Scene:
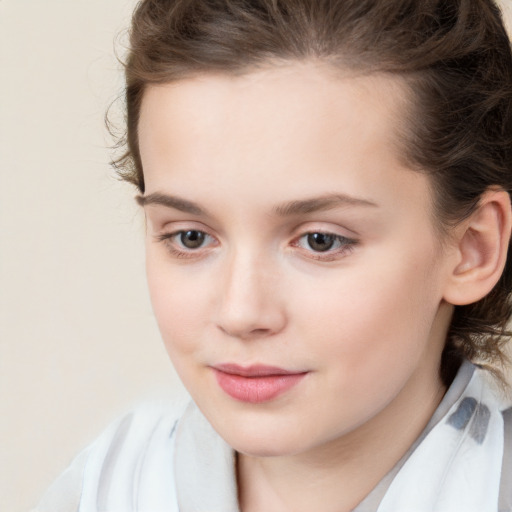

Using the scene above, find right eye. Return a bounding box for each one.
[175,230,208,249]
[157,229,217,258]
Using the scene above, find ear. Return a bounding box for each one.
[442,189,512,306]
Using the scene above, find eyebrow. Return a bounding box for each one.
[272,194,378,216]
[136,192,378,217]
[136,192,208,216]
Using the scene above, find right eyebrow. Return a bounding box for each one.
[136,193,208,216]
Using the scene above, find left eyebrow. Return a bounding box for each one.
[273,194,378,216]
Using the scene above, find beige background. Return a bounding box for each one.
[1,1,511,511]
[0,2,186,511]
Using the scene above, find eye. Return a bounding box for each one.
[305,232,336,252]
[294,231,357,259]
[178,230,207,249]
[156,229,217,258]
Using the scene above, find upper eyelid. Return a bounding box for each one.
[154,222,216,238]
[150,214,358,235]
[296,232,355,241]
[296,229,354,238]
[292,229,358,243]
[290,220,360,238]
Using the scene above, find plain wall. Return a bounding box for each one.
[1,2,186,511]
[1,1,511,511]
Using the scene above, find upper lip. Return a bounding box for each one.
[212,363,306,377]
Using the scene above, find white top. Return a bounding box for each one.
[35,361,512,512]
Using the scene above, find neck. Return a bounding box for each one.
[237,366,446,512]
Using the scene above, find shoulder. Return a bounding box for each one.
[34,399,189,512]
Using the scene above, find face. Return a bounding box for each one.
[138,63,455,458]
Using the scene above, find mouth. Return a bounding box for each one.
[211,363,308,403]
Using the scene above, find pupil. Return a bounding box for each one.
[308,233,334,252]
[180,230,205,249]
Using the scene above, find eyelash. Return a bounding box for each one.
[156,230,358,261]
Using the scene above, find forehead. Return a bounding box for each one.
[138,62,411,165]
[137,62,432,223]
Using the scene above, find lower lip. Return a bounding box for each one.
[213,369,307,403]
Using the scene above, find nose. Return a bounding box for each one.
[215,249,287,340]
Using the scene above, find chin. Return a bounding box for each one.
[217,419,315,458]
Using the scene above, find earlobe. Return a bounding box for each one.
[443,190,512,306]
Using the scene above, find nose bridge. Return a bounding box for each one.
[216,244,285,338]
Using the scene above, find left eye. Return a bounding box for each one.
[296,232,353,253]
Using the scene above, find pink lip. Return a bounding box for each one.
[212,364,308,403]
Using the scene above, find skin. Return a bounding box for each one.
[137,63,463,511]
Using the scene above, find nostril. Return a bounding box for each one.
[217,324,274,340]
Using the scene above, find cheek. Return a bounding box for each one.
[145,251,211,358]
[290,245,443,381]
[287,267,442,430]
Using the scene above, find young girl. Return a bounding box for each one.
[37,0,512,511]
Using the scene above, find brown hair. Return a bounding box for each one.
[114,0,512,385]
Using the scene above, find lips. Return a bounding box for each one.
[212,363,308,403]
